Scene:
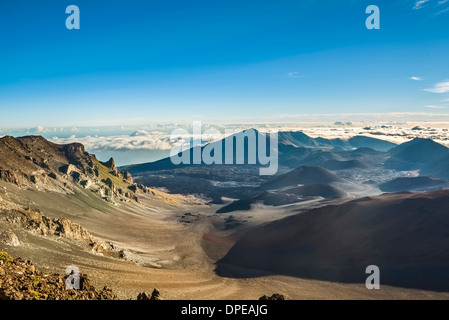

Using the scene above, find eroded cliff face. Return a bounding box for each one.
[0,135,152,203]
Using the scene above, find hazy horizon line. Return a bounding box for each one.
[2,112,449,130]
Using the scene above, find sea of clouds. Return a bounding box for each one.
[2,121,449,165]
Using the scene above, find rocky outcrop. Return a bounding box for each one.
[0,206,126,259]
[80,179,91,188]
[1,207,94,242]
[137,183,155,195]
[89,242,126,259]
[122,171,133,184]
[0,170,21,186]
[259,293,285,300]
[0,252,116,300]
[58,164,76,175]
[48,172,57,180]
[0,170,49,188]
[101,158,118,176]
[137,288,162,300]
[60,143,93,169]
[0,136,140,203]
[102,177,114,190]
[0,231,20,247]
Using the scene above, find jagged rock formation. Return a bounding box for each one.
[0,252,116,300]
[136,288,162,300]
[101,157,118,176]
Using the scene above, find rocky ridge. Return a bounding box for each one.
[0,135,153,204]
[0,200,127,259]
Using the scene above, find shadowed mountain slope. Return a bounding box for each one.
[379,177,449,192]
[217,190,449,291]
[385,138,449,171]
[261,166,344,190]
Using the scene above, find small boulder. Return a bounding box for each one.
[80,179,91,189]
[48,172,57,180]
[137,288,162,300]
[122,171,133,184]
[1,231,21,247]
[151,288,161,300]
[59,164,76,175]
[259,293,285,300]
[137,291,151,300]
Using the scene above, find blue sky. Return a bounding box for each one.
[1,0,449,127]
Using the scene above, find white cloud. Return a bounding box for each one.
[288,72,304,78]
[52,133,175,151]
[414,0,430,9]
[438,0,449,4]
[425,105,447,109]
[442,98,449,102]
[409,76,422,81]
[49,130,225,152]
[28,126,46,133]
[424,81,449,93]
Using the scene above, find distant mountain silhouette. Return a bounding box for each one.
[348,136,396,151]
[385,138,449,170]
[277,131,321,148]
[121,132,449,201]
[122,131,398,175]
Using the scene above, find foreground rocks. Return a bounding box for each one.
[0,252,116,300]
[137,288,162,300]
[259,293,285,300]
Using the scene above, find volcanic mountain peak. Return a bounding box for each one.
[348,136,396,151]
[278,131,320,148]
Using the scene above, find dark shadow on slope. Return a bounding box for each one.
[216,190,449,292]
